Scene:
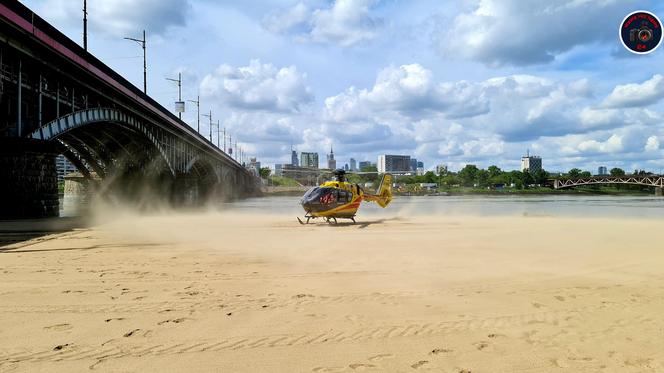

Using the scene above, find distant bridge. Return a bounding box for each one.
[0,2,259,218]
[554,175,664,195]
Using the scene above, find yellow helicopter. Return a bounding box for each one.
[298,169,393,225]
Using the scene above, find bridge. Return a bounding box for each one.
[553,175,664,195]
[0,2,259,218]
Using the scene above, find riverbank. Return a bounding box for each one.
[1,211,663,372]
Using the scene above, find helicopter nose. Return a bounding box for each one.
[301,201,313,211]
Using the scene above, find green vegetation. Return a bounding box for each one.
[58,181,65,194]
[259,167,271,179]
[267,176,301,187]
[344,165,653,196]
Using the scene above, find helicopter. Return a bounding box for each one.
[298,169,393,225]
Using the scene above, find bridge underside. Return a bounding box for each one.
[0,107,258,219]
[0,5,259,219]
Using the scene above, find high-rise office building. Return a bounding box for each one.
[300,152,319,168]
[377,155,411,173]
[598,166,608,176]
[350,158,357,171]
[410,158,418,171]
[291,148,298,166]
[358,161,371,170]
[521,152,542,173]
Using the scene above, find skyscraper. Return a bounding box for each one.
[410,158,418,171]
[291,147,298,166]
[350,158,357,171]
[300,152,319,168]
[598,166,608,176]
[358,161,371,170]
[327,145,336,170]
[377,155,411,173]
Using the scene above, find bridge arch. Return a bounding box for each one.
[28,108,176,177]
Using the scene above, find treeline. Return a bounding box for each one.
[354,165,651,190]
[396,165,549,189]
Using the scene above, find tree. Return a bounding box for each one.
[360,165,377,172]
[259,167,271,179]
[487,165,502,179]
[476,169,490,187]
[533,169,549,185]
[567,168,582,179]
[580,171,592,178]
[610,167,625,176]
[458,164,479,187]
[439,173,459,187]
[423,171,437,184]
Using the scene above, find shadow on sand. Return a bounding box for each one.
[319,217,404,229]
[0,217,90,250]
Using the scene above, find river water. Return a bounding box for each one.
[226,195,664,219]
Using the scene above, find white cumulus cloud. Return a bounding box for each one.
[263,0,382,46]
[601,74,664,109]
[200,59,314,113]
[38,0,191,37]
[439,0,640,66]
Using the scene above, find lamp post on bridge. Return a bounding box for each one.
[83,0,88,50]
[124,30,147,94]
[187,96,200,134]
[165,73,183,120]
[215,120,221,149]
[201,110,213,143]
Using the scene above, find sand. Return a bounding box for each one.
[1,211,664,372]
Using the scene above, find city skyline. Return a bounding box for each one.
[21,0,664,172]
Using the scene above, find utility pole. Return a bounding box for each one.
[83,0,88,50]
[222,127,226,153]
[216,120,221,148]
[166,72,182,119]
[124,30,147,94]
[201,110,212,142]
[187,96,200,133]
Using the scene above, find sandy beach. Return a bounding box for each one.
[1,211,664,372]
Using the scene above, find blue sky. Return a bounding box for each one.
[20,0,664,172]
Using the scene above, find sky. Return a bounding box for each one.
[19,0,664,172]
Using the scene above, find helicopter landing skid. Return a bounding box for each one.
[297,216,311,225]
[297,215,356,225]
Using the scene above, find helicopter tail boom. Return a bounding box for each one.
[364,173,393,208]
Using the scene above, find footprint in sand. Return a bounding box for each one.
[531,302,545,309]
[487,333,506,339]
[410,361,429,369]
[348,363,376,370]
[53,343,71,351]
[123,329,140,337]
[368,354,394,362]
[44,323,72,331]
[430,348,453,355]
[105,318,125,323]
[473,341,489,351]
[554,295,566,302]
[158,318,187,325]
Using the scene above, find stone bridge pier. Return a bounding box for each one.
[0,139,60,219]
[656,187,663,197]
